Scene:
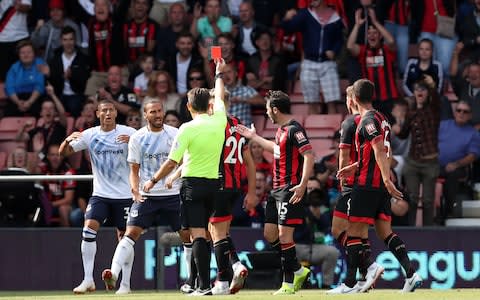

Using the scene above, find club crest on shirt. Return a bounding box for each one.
[365,123,377,135]
[295,131,307,143]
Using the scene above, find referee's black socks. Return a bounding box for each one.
[192,237,211,290]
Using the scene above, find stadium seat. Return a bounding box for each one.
[309,139,333,155]
[68,151,83,169]
[0,116,36,141]
[304,114,342,138]
[0,151,6,170]
[291,103,309,115]
[290,94,304,104]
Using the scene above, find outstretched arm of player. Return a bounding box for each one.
[129,163,145,202]
[371,140,403,200]
[236,124,276,153]
[143,159,178,193]
[59,132,82,157]
[243,147,257,210]
[289,150,315,204]
[165,164,183,189]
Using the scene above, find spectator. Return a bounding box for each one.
[155,2,190,69]
[150,0,187,26]
[282,0,344,114]
[390,98,410,186]
[438,101,480,220]
[191,0,233,45]
[82,0,130,97]
[249,140,272,189]
[74,99,97,131]
[47,26,91,117]
[223,63,264,126]
[40,143,76,227]
[0,0,31,81]
[450,55,480,130]
[165,31,203,94]
[403,39,443,97]
[252,0,281,27]
[393,77,440,226]
[145,70,181,113]
[457,0,480,61]
[125,108,142,130]
[16,95,67,159]
[294,187,340,289]
[123,0,157,78]
[232,169,266,228]
[246,29,287,96]
[410,0,457,76]
[5,40,47,117]
[347,8,398,122]
[94,65,140,125]
[31,0,82,62]
[7,146,39,174]
[178,67,208,122]
[233,1,268,58]
[164,110,182,128]
[133,53,156,100]
[381,0,410,75]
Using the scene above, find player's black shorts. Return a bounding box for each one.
[264,186,305,227]
[349,186,392,225]
[333,192,351,220]
[127,195,181,231]
[180,177,219,229]
[85,196,133,231]
[209,189,241,223]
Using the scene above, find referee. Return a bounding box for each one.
[143,58,228,296]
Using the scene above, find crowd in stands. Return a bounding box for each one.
[0,0,479,234]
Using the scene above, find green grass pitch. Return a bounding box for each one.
[1,289,480,300]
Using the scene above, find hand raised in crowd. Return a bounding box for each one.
[284,9,297,21]
[198,41,209,59]
[46,84,55,97]
[423,74,435,89]
[193,2,203,19]
[368,7,378,24]
[355,9,366,26]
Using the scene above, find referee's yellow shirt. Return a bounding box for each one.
[168,95,227,179]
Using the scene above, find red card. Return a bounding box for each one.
[211,46,222,59]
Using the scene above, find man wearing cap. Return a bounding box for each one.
[31,0,81,62]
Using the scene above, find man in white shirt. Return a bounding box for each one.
[59,100,136,294]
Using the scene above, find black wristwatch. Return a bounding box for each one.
[150,176,158,184]
[215,72,224,80]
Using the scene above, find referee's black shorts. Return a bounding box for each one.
[180,177,219,229]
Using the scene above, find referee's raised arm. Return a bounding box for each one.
[213,58,227,114]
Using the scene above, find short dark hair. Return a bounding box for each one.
[187,88,211,113]
[217,32,235,44]
[419,38,434,49]
[16,40,34,54]
[266,90,290,114]
[61,25,76,37]
[97,99,116,110]
[165,109,180,119]
[394,97,409,108]
[176,30,194,42]
[352,79,375,104]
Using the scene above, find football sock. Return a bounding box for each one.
[183,242,193,278]
[111,236,135,279]
[119,236,135,288]
[360,238,373,279]
[345,237,363,288]
[81,227,97,282]
[192,238,211,290]
[226,235,240,266]
[280,242,300,284]
[214,238,232,281]
[385,233,414,278]
[270,238,281,254]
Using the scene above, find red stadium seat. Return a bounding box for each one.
[304,114,342,138]
[0,141,26,155]
[68,151,83,169]
[290,94,304,104]
[261,115,305,139]
[0,117,36,141]
[309,139,333,159]
[291,103,309,116]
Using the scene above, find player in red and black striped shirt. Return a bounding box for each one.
[332,79,421,294]
[237,90,314,295]
[210,112,256,294]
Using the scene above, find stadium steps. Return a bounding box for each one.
[445,218,480,227]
